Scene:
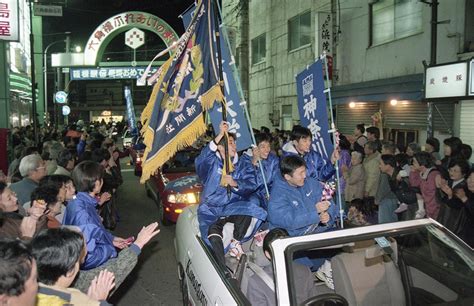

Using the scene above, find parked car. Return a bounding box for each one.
[145,149,202,225]
[175,208,474,306]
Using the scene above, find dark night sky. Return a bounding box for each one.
[42,0,196,59]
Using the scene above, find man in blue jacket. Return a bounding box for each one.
[268,155,338,237]
[282,125,337,182]
[196,122,267,267]
[240,133,280,210]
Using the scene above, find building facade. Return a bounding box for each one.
[222,0,474,149]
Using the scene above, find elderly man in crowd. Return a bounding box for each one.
[10,154,47,206]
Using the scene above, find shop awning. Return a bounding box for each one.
[331,74,424,105]
[9,71,38,100]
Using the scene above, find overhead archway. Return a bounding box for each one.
[83,11,179,66]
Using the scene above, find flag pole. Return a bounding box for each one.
[213,0,232,197]
[320,51,344,229]
[216,1,270,199]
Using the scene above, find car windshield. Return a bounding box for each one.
[162,150,199,173]
[284,224,474,305]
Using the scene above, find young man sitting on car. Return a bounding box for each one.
[196,121,267,268]
[268,155,338,237]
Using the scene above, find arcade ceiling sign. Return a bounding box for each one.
[83,11,179,66]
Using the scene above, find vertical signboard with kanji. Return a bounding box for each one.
[296,59,333,160]
[0,0,18,41]
[315,12,333,80]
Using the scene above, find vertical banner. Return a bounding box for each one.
[124,86,138,136]
[0,0,19,41]
[181,5,252,151]
[296,59,333,160]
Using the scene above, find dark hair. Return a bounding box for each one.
[460,144,472,161]
[443,137,463,157]
[366,126,380,139]
[356,124,365,134]
[13,145,25,159]
[347,198,377,219]
[217,133,236,146]
[30,185,59,208]
[426,137,440,153]
[338,134,351,151]
[381,154,397,168]
[448,158,471,178]
[414,152,434,168]
[395,153,410,168]
[31,228,84,285]
[254,133,272,145]
[72,161,104,192]
[280,155,306,177]
[260,126,270,134]
[364,141,379,153]
[91,148,111,164]
[290,125,312,141]
[0,239,34,297]
[39,175,71,190]
[382,141,397,155]
[0,182,6,196]
[263,228,288,257]
[56,149,73,168]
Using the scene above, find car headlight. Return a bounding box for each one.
[167,192,198,204]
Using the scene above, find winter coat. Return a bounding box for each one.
[268,174,338,236]
[282,142,335,182]
[344,164,365,202]
[196,142,267,244]
[409,168,442,219]
[63,192,116,270]
[363,152,381,197]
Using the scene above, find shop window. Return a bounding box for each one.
[388,129,418,150]
[369,0,422,46]
[251,34,266,65]
[288,11,311,51]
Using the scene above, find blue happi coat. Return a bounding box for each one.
[240,149,280,210]
[63,192,116,270]
[268,174,338,237]
[196,142,267,244]
[282,142,335,182]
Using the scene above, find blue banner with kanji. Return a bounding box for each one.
[296,59,333,160]
[139,0,225,183]
[124,86,138,136]
[182,4,252,152]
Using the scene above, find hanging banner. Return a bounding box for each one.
[0,0,19,41]
[124,86,138,136]
[181,5,252,151]
[296,59,333,160]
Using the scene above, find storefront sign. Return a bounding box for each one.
[83,11,179,66]
[70,66,159,81]
[469,59,474,96]
[34,4,63,17]
[0,0,19,41]
[425,62,468,99]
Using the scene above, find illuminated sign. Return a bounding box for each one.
[0,0,19,41]
[425,62,468,99]
[70,66,159,81]
[83,11,179,66]
[34,4,62,17]
[470,59,474,96]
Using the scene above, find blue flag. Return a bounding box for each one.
[182,4,252,152]
[140,0,225,183]
[124,86,138,136]
[296,59,333,160]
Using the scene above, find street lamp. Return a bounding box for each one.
[43,38,68,125]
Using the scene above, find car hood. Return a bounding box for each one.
[164,174,202,193]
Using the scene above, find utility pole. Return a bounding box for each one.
[28,0,38,144]
[425,0,439,138]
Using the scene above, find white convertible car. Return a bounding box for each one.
[175,205,474,306]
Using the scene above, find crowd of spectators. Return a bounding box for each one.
[0,120,159,305]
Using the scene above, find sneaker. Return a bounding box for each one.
[254,230,269,247]
[394,203,408,214]
[314,260,334,290]
[229,239,244,260]
[415,209,426,219]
